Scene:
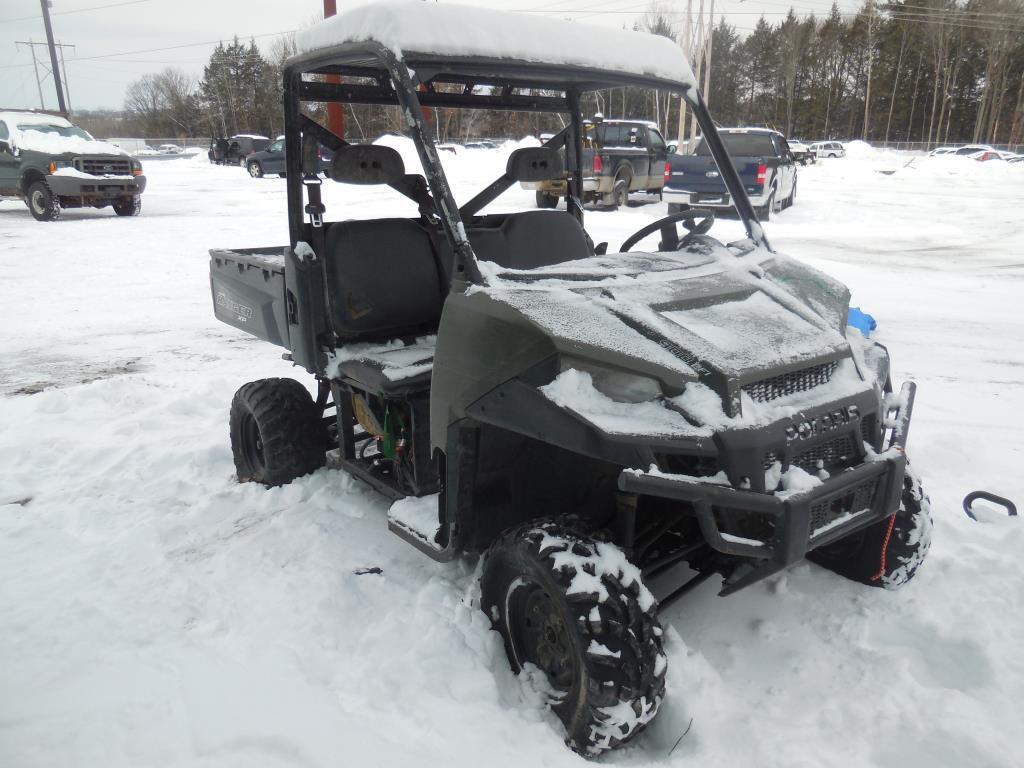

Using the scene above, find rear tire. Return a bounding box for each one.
[229,378,327,486]
[535,190,558,209]
[27,180,61,222]
[112,196,142,216]
[481,519,666,756]
[808,467,932,589]
[248,161,264,178]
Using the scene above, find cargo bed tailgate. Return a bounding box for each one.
[210,247,289,348]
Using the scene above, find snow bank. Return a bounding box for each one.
[297,0,697,88]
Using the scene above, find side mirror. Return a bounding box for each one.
[0,140,10,155]
[329,145,405,185]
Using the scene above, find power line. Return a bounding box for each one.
[0,0,152,24]
[67,29,299,62]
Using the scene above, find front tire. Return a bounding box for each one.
[247,161,264,178]
[808,467,932,588]
[112,196,142,216]
[229,378,327,486]
[481,520,666,756]
[27,180,61,221]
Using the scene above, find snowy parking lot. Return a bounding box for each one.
[2,143,1023,767]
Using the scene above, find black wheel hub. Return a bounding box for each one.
[508,582,575,692]
[241,413,266,475]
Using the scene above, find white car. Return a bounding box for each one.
[157,143,184,155]
[810,141,845,158]
[929,146,958,156]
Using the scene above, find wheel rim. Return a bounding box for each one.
[249,163,259,177]
[31,190,46,214]
[506,579,576,693]
[241,413,266,476]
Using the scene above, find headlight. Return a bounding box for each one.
[863,342,890,387]
[560,357,662,403]
[47,160,71,173]
[131,160,143,176]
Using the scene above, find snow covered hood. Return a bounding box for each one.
[472,240,852,385]
[1,111,128,157]
[296,0,697,89]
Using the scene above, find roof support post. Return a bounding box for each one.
[566,88,586,227]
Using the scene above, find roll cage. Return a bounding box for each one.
[281,40,767,292]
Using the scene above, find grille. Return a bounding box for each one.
[792,435,856,473]
[77,157,133,176]
[808,477,878,536]
[743,360,839,404]
[763,414,878,475]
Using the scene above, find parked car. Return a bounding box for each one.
[967,148,1004,162]
[0,110,145,220]
[787,139,814,165]
[1007,154,1024,164]
[208,134,271,165]
[531,117,669,209]
[244,137,333,178]
[929,146,958,156]
[810,140,845,158]
[953,144,994,156]
[157,143,184,154]
[664,127,797,220]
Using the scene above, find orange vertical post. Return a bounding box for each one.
[324,0,344,137]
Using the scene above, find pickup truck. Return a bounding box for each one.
[530,118,670,209]
[663,127,797,221]
[0,110,146,221]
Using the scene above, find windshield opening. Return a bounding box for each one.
[17,123,93,141]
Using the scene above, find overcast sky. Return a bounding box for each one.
[0,0,860,112]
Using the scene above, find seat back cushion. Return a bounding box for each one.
[324,218,443,341]
[430,211,593,284]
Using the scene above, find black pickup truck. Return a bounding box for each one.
[664,127,797,220]
[530,118,670,209]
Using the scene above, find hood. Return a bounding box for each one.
[473,238,853,416]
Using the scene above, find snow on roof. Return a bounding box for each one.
[297,0,697,89]
[230,134,270,140]
[0,111,72,129]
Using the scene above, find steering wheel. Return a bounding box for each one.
[620,207,716,252]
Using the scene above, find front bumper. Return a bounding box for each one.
[618,382,916,595]
[46,173,146,200]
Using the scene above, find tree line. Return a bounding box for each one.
[108,1,1023,148]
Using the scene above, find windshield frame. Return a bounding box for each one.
[283,41,767,289]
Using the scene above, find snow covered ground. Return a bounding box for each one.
[1,143,1022,768]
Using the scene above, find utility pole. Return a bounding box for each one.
[862,0,874,140]
[676,0,693,146]
[16,39,75,111]
[39,0,67,113]
[701,0,715,113]
[57,43,75,112]
[323,0,344,137]
[17,40,47,109]
[688,0,706,142]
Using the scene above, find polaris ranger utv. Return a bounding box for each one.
[208,1,931,755]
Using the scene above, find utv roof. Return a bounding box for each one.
[294,0,697,90]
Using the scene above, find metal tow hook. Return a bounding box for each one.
[963,491,1018,520]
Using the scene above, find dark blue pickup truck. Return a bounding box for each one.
[664,127,797,221]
